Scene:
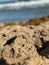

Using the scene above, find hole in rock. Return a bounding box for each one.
[22,35,25,39]
[18,62,21,65]
[11,64,15,65]
[0,58,9,65]
[2,34,6,37]
[35,37,49,59]
[10,48,15,58]
[4,36,17,46]
[12,30,16,32]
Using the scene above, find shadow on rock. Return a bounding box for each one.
[0,58,9,65]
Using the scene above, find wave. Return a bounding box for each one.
[0,0,49,10]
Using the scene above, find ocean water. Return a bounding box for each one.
[0,0,49,22]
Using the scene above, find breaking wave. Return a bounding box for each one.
[0,0,49,10]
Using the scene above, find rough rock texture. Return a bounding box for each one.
[0,21,49,65]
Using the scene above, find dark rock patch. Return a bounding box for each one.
[0,58,9,65]
[4,36,17,46]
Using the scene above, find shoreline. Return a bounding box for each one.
[0,15,49,27]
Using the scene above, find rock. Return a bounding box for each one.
[0,21,49,65]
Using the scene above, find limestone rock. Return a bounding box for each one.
[0,22,49,65]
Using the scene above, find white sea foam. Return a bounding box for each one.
[0,0,49,10]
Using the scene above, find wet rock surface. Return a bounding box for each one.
[0,22,49,65]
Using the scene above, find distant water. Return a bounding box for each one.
[0,0,49,22]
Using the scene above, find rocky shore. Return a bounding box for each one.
[0,16,49,27]
[0,16,49,65]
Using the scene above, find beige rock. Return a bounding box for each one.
[0,22,49,65]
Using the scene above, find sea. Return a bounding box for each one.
[0,0,49,22]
